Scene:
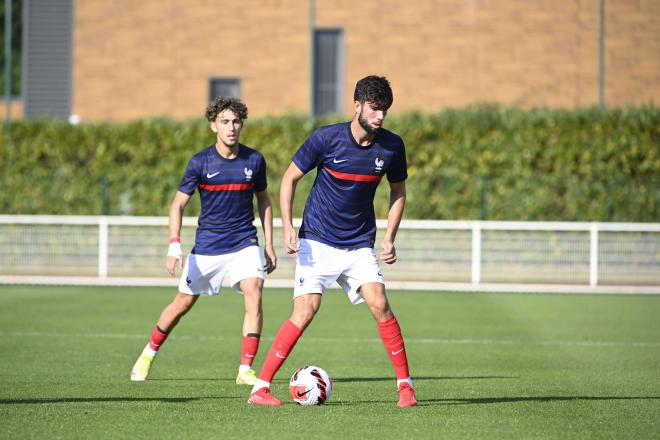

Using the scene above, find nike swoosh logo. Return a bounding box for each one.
[391,348,404,355]
[333,158,348,164]
[275,352,286,359]
[206,171,220,178]
[296,389,312,397]
[245,354,255,358]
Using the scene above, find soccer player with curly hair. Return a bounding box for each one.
[131,97,277,386]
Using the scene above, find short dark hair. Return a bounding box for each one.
[205,97,248,122]
[353,75,393,110]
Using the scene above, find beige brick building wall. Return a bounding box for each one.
[71,0,659,121]
[0,100,23,120]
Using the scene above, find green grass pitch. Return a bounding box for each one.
[1,285,659,439]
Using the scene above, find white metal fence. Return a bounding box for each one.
[0,215,659,292]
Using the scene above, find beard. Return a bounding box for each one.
[358,110,379,136]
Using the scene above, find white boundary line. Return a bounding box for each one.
[1,275,659,294]
[1,331,658,348]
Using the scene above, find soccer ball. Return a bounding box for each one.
[289,365,332,405]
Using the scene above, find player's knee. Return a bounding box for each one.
[240,278,263,295]
[290,293,321,328]
[243,286,262,307]
[173,295,196,315]
[243,285,262,301]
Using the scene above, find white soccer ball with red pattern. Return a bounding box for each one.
[289,365,332,405]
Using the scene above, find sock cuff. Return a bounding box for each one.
[284,319,304,336]
[155,325,169,335]
[243,335,260,348]
[376,315,398,329]
[377,315,402,339]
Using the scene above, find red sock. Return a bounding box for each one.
[148,325,168,351]
[258,320,303,382]
[377,315,410,380]
[240,335,260,366]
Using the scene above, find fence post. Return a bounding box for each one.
[606,177,614,221]
[101,174,109,215]
[471,221,481,285]
[590,223,599,286]
[480,176,488,220]
[98,216,108,279]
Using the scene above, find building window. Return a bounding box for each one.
[314,29,344,115]
[23,0,73,119]
[209,77,241,101]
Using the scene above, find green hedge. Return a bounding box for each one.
[1,106,658,221]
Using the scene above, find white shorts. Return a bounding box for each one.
[294,238,385,305]
[178,245,265,296]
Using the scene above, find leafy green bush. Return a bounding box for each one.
[1,106,657,221]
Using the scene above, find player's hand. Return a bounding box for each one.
[380,239,397,264]
[283,226,300,254]
[264,245,278,274]
[166,242,183,276]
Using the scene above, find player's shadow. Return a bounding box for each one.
[333,375,517,383]
[148,377,308,383]
[333,395,660,406]
[149,378,235,381]
[150,378,306,383]
[423,395,660,405]
[0,396,239,405]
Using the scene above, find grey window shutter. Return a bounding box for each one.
[23,0,73,119]
[314,29,344,116]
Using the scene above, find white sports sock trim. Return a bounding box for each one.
[251,379,270,394]
[397,377,413,388]
[239,364,252,373]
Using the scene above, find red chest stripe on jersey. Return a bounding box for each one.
[199,182,255,191]
[323,167,382,183]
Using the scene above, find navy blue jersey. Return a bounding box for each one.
[178,144,267,255]
[292,122,407,250]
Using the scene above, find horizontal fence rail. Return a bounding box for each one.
[0,215,659,292]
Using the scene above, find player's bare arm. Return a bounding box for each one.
[256,189,277,274]
[280,162,306,254]
[381,180,406,265]
[166,191,191,276]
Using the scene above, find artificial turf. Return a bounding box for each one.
[0,285,659,439]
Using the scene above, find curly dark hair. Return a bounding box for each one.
[205,97,248,122]
[353,75,393,111]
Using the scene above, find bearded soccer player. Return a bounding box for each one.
[130,97,277,386]
[248,75,416,407]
